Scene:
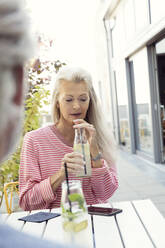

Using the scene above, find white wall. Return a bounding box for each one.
[92,2,115,123]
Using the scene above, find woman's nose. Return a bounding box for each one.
[73,101,80,109]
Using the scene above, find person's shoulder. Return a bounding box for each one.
[24,125,53,139]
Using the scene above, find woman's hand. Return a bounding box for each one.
[73,119,96,147]
[73,119,102,168]
[61,151,84,176]
[50,152,84,192]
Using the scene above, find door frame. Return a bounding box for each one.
[125,59,139,154]
[126,55,155,162]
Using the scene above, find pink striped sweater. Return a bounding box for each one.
[19,125,118,211]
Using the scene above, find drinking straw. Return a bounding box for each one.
[64,162,72,212]
[91,215,96,248]
[80,128,87,175]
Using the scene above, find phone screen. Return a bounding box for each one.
[88,206,122,216]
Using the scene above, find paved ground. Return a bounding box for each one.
[110,150,165,217]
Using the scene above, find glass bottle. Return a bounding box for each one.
[61,180,90,247]
[73,128,91,177]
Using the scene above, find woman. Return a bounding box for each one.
[19,67,118,210]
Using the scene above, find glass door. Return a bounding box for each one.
[128,48,153,156]
[113,66,131,151]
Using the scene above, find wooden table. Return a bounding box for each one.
[1,199,165,248]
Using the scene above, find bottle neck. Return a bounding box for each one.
[74,128,87,144]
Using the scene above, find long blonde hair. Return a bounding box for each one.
[52,67,116,166]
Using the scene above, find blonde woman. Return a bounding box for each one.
[19,67,118,211]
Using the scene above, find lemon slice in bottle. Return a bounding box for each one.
[63,220,88,233]
[73,220,88,232]
[63,221,76,232]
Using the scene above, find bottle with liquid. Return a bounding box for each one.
[61,180,91,247]
[73,128,91,177]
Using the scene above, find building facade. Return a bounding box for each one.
[99,0,165,164]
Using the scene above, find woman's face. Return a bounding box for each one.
[57,80,90,125]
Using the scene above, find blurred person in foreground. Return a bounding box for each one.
[19,66,118,211]
[0,1,79,247]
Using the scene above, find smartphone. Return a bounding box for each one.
[88,206,122,216]
[18,212,61,223]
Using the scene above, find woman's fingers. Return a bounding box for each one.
[65,162,84,172]
[73,119,95,130]
[63,152,83,164]
[73,120,95,135]
[62,152,84,175]
[62,162,84,175]
[62,158,84,167]
[73,119,96,144]
[63,151,83,158]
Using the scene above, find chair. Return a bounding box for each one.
[0,175,4,208]
[4,181,19,214]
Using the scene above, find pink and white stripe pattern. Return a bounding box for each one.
[19,125,118,211]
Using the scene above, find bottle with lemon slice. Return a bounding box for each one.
[73,128,91,177]
[61,180,90,247]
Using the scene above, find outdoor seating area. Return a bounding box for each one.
[1,1,165,248]
[1,199,165,248]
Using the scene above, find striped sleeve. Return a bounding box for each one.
[82,160,118,205]
[19,133,56,211]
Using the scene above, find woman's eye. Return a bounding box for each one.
[65,99,72,102]
[80,98,87,102]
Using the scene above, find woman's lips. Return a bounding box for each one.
[70,113,81,116]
